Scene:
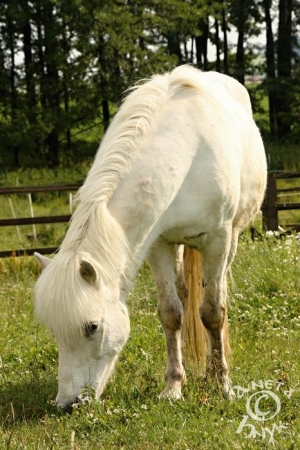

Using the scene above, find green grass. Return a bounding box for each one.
[0,235,299,449]
[265,143,300,172]
[1,149,300,448]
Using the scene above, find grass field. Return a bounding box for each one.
[0,233,300,449]
[1,147,300,449]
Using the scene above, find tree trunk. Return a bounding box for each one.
[235,30,245,84]
[222,1,229,74]
[62,19,71,152]
[102,98,110,132]
[234,0,245,84]
[63,77,71,152]
[8,17,18,166]
[215,18,221,72]
[44,1,60,166]
[98,38,110,131]
[278,0,292,78]
[0,44,7,103]
[235,21,245,82]
[22,1,36,110]
[36,1,46,110]
[263,0,277,137]
[195,17,209,70]
[190,36,195,63]
[167,31,183,63]
[276,0,292,137]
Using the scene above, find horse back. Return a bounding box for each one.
[109,72,266,242]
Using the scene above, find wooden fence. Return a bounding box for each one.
[0,183,81,258]
[262,172,300,232]
[1,173,300,257]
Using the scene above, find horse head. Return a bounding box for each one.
[34,252,130,411]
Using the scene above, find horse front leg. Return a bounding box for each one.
[148,240,186,400]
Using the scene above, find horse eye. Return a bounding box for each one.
[84,321,99,337]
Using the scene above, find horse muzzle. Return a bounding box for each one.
[56,394,92,413]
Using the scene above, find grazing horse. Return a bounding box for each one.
[34,65,267,410]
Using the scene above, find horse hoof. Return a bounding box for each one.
[158,388,182,400]
[222,383,236,401]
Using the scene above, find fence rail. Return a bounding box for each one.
[0,215,72,227]
[1,175,300,257]
[0,183,81,258]
[0,247,59,258]
[0,183,81,195]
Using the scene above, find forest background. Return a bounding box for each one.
[0,0,299,169]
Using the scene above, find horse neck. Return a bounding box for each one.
[107,194,163,292]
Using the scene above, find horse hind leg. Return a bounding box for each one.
[147,240,186,400]
[200,226,234,399]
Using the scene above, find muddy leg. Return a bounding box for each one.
[148,240,186,399]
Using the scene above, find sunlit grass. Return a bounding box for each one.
[1,154,300,447]
[0,234,299,449]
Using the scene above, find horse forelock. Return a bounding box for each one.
[34,252,107,343]
[60,200,130,285]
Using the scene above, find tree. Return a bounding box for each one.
[230,0,263,84]
[1,0,21,166]
[221,0,229,74]
[0,0,299,168]
[20,1,36,113]
[276,0,293,137]
[263,0,277,137]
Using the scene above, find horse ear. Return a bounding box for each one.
[79,259,98,286]
[34,252,52,269]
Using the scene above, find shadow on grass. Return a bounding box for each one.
[0,375,59,427]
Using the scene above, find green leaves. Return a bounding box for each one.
[0,0,299,167]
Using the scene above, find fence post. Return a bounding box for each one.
[28,193,37,241]
[262,173,278,231]
[8,197,22,241]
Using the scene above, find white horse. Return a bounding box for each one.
[34,65,267,411]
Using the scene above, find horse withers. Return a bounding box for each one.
[34,65,267,410]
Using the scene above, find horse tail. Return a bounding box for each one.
[182,247,231,368]
[182,247,206,368]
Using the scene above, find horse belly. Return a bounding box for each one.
[160,156,240,245]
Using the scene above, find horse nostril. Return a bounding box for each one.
[74,395,83,405]
[61,402,74,414]
[57,396,82,414]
